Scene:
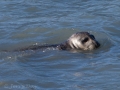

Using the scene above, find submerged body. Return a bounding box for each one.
[16,32,100,51]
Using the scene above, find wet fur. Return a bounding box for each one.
[15,32,100,51]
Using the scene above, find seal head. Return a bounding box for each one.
[59,32,100,51]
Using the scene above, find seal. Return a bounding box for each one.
[59,32,100,50]
[17,32,100,51]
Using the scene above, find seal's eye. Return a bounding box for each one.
[82,38,89,43]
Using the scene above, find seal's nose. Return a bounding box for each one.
[92,39,100,49]
[95,41,100,48]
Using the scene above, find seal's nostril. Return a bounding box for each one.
[95,41,100,48]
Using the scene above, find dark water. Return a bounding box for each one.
[0,0,120,90]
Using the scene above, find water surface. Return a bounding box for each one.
[0,0,120,90]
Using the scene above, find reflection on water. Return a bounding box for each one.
[0,0,120,90]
